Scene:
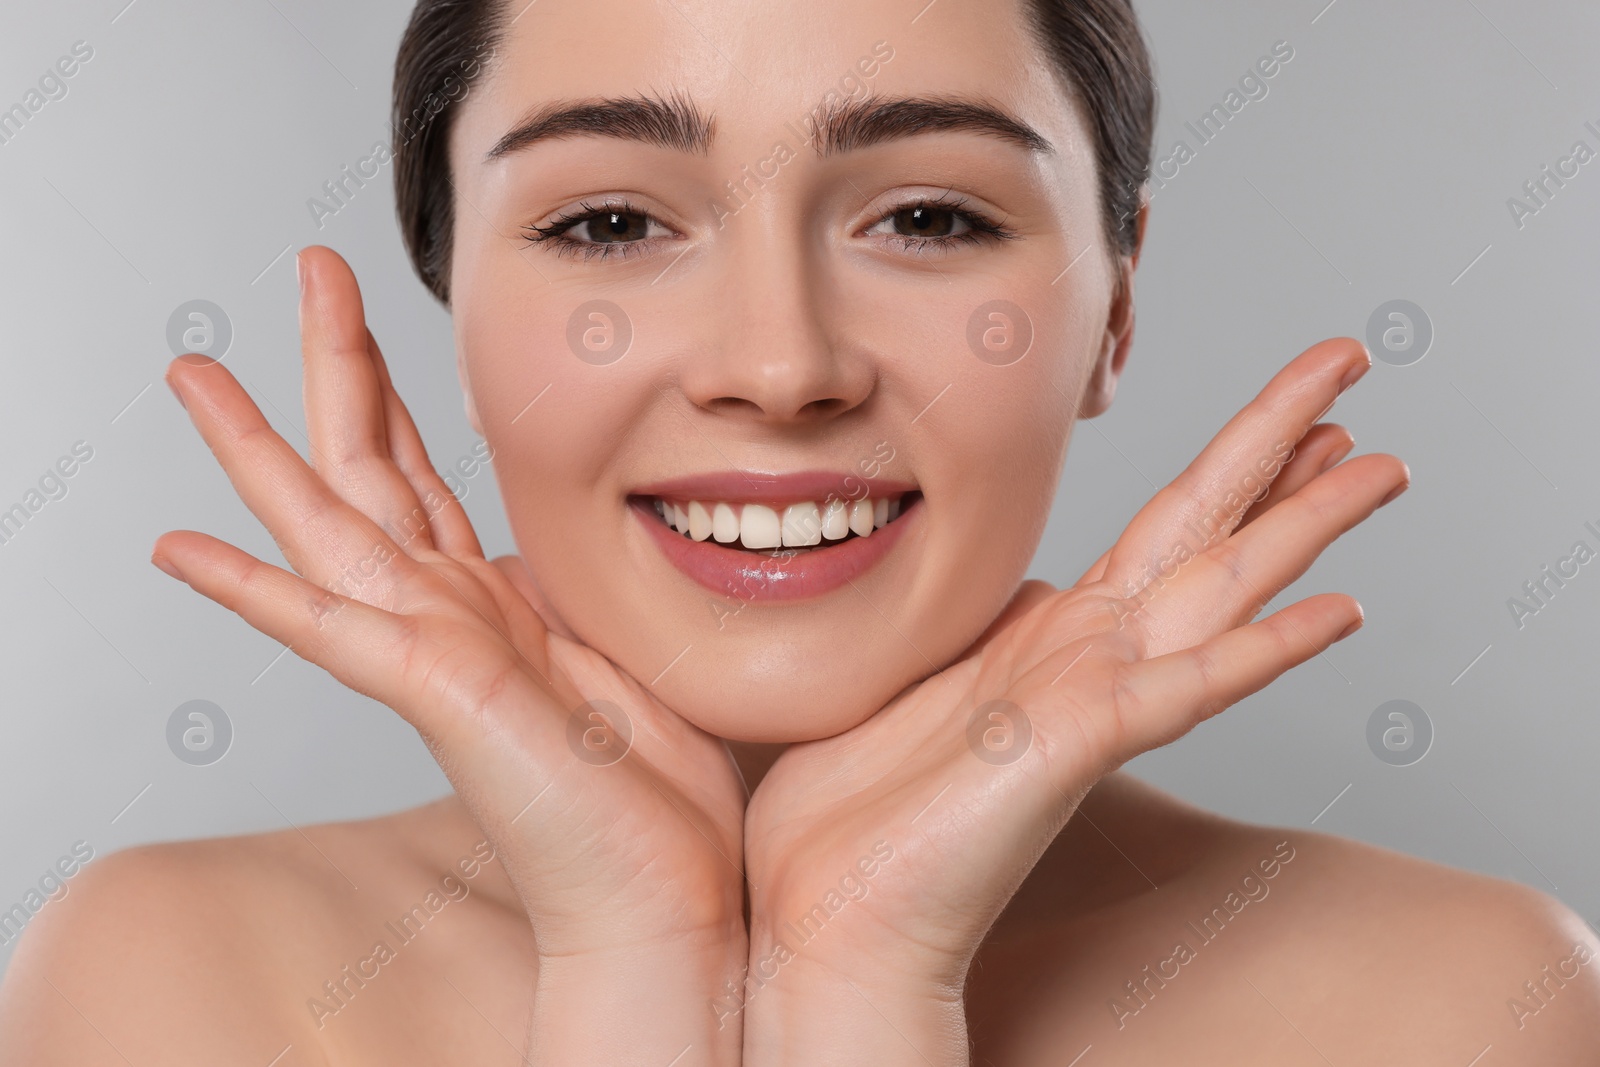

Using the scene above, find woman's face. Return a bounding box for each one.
[446,0,1134,742]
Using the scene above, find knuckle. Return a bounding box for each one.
[1105,662,1142,738]
[1271,611,1310,657]
[296,486,345,532]
[1188,641,1222,693]
[1209,541,1251,586]
[239,557,289,615]
[229,420,277,452]
[462,663,518,730]
[329,443,392,484]
[388,613,429,677]
[1274,485,1327,527]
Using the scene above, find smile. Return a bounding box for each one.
[628,472,922,602]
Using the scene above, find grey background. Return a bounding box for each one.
[2,0,1597,975]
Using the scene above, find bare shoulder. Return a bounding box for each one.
[0,825,341,1065]
[975,774,1600,1065]
[1228,821,1600,1060]
[0,798,521,1067]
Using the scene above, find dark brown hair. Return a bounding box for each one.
[392,0,1156,305]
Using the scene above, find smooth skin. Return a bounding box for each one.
[1,256,1594,1064]
[5,0,1599,1060]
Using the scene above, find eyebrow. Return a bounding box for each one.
[485,92,714,160]
[483,92,1053,162]
[815,95,1054,156]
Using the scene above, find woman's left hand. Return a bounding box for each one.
[738,337,1405,1064]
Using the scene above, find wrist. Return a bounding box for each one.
[746,889,973,1001]
[741,955,969,1066]
[529,932,749,1066]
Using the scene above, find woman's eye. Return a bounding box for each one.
[861,200,1014,251]
[875,205,969,239]
[567,210,657,244]
[522,202,672,258]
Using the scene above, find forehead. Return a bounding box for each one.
[454,0,1087,166]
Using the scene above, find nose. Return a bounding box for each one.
[674,211,876,425]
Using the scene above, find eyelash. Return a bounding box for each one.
[521,199,661,261]
[519,193,1017,261]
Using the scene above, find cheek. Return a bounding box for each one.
[849,275,1097,668]
[885,273,1094,529]
[929,353,1075,612]
[451,285,643,530]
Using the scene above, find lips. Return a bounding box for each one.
[629,472,921,602]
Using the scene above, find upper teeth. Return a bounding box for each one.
[656,495,905,549]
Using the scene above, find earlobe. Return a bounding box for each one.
[1079,333,1125,420]
[1080,262,1137,419]
[1080,196,1147,420]
[456,346,484,436]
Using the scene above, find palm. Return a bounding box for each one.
[745,338,1405,978]
[376,548,748,942]
[744,588,1124,972]
[156,247,745,953]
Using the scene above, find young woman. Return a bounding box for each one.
[3,0,1595,1063]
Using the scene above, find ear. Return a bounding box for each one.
[1079,192,1148,420]
[456,343,484,437]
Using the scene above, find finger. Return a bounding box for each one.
[299,245,435,554]
[165,354,419,605]
[1099,338,1370,596]
[1073,548,1111,588]
[1074,424,1352,587]
[151,530,425,718]
[1107,592,1360,760]
[1128,453,1406,654]
[366,327,485,559]
[1235,423,1353,531]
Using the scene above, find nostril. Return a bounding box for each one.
[701,397,767,417]
[799,397,851,418]
[698,395,853,422]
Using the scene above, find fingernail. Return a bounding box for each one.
[152,553,185,582]
[296,249,306,295]
[1338,362,1365,394]
[165,376,186,411]
[1335,616,1363,641]
[1379,481,1409,507]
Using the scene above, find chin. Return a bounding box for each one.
[654,653,918,743]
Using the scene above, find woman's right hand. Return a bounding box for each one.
[153,246,747,1063]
